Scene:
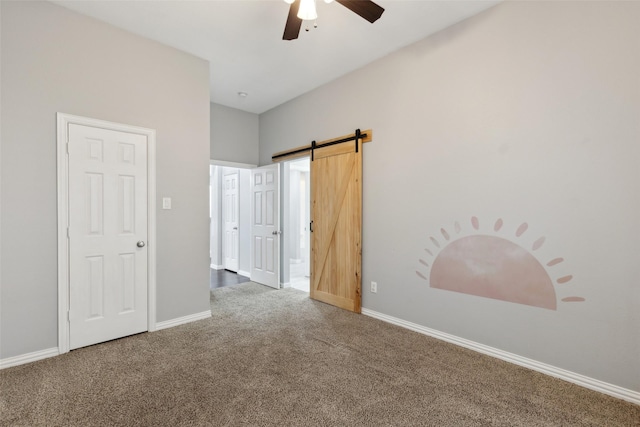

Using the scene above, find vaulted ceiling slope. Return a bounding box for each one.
[51,0,500,114]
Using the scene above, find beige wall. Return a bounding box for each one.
[260,1,640,392]
[1,1,211,358]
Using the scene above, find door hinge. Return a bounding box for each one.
[67,311,72,322]
[67,227,70,239]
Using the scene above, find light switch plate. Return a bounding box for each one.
[162,197,172,210]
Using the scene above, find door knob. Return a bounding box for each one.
[233,227,238,230]
[137,241,146,248]
[272,231,280,235]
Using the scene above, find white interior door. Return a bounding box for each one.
[251,164,280,289]
[223,171,239,272]
[68,123,148,350]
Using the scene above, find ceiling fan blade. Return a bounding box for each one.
[283,0,303,40]
[336,0,385,23]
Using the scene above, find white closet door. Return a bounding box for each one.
[68,123,148,350]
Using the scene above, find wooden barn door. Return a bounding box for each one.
[310,138,362,313]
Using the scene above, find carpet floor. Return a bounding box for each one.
[1,282,638,426]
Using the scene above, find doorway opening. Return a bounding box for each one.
[210,159,307,292]
[284,158,310,293]
[210,162,253,290]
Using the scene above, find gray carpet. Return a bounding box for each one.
[1,282,638,426]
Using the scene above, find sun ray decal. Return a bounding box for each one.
[416,217,585,310]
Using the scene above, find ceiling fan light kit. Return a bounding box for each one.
[297,0,318,21]
[282,0,385,41]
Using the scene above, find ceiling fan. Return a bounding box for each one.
[283,0,385,41]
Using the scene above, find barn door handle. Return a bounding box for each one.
[310,221,314,232]
[137,241,146,248]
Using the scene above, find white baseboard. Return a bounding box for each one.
[1,310,211,368]
[155,310,212,331]
[0,347,59,370]
[237,270,251,278]
[361,308,640,405]
[210,264,223,270]
[281,282,291,288]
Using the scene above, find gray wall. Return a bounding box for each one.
[210,103,259,164]
[259,1,640,392]
[1,1,211,358]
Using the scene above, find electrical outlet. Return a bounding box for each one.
[371,281,377,293]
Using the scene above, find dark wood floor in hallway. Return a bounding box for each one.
[210,269,250,290]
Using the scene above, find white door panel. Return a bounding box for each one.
[68,124,148,350]
[251,165,280,288]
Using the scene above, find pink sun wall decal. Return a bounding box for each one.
[416,217,584,310]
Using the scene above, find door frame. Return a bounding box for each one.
[209,160,257,273]
[283,157,311,289]
[222,169,240,272]
[56,113,157,354]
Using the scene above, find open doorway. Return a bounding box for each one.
[285,158,310,292]
[210,163,253,290]
[211,159,308,292]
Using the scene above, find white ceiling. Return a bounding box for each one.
[51,0,499,114]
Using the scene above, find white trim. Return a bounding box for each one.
[57,114,70,353]
[210,159,257,169]
[57,113,158,352]
[0,348,59,370]
[222,170,240,272]
[147,133,157,332]
[237,269,251,278]
[361,308,640,405]
[211,264,224,270]
[155,310,212,331]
